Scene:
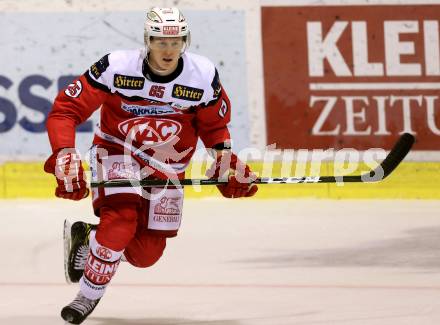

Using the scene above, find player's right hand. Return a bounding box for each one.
[44,148,89,200]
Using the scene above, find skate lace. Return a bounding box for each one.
[74,245,89,270]
[70,293,98,316]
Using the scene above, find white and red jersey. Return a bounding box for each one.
[46,49,231,170]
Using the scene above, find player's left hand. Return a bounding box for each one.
[44,148,89,200]
[206,151,258,198]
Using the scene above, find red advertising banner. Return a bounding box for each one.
[262,5,440,150]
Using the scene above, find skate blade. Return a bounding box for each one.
[63,219,72,285]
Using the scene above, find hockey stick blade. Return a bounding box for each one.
[337,132,415,183]
[367,132,415,180]
[90,133,415,188]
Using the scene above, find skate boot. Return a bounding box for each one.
[61,291,101,324]
[64,220,97,283]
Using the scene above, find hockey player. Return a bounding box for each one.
[44,7,258,324]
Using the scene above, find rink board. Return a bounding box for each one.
[0,161,438,199]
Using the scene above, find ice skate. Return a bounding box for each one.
[64,220,96,284]
[61,291,100,324]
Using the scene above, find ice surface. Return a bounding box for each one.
[1,198,440,324]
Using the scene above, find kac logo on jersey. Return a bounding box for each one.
[218,99,228,118]
[118,117,182,147]
[96,246,112,260]
[172,84,204,101]
[114,74,145,90]
[64,80,83,98]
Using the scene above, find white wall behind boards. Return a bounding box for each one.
[0,1,257,160]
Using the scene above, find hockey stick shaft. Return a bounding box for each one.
[90,133,415,188]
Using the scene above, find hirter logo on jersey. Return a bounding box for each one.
[118,117,182,147]
[114,74,145,90]
[163,26,179,35]
[172,84,204,101]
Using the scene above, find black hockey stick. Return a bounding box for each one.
[90,133,415,188]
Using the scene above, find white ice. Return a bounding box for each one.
[1,198,440,324]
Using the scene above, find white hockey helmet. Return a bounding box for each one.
[144,7,191,53]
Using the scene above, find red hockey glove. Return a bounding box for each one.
[44,148,89,200]
[206,151,258,198]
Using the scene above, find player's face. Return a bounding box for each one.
[149,37,184,74]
